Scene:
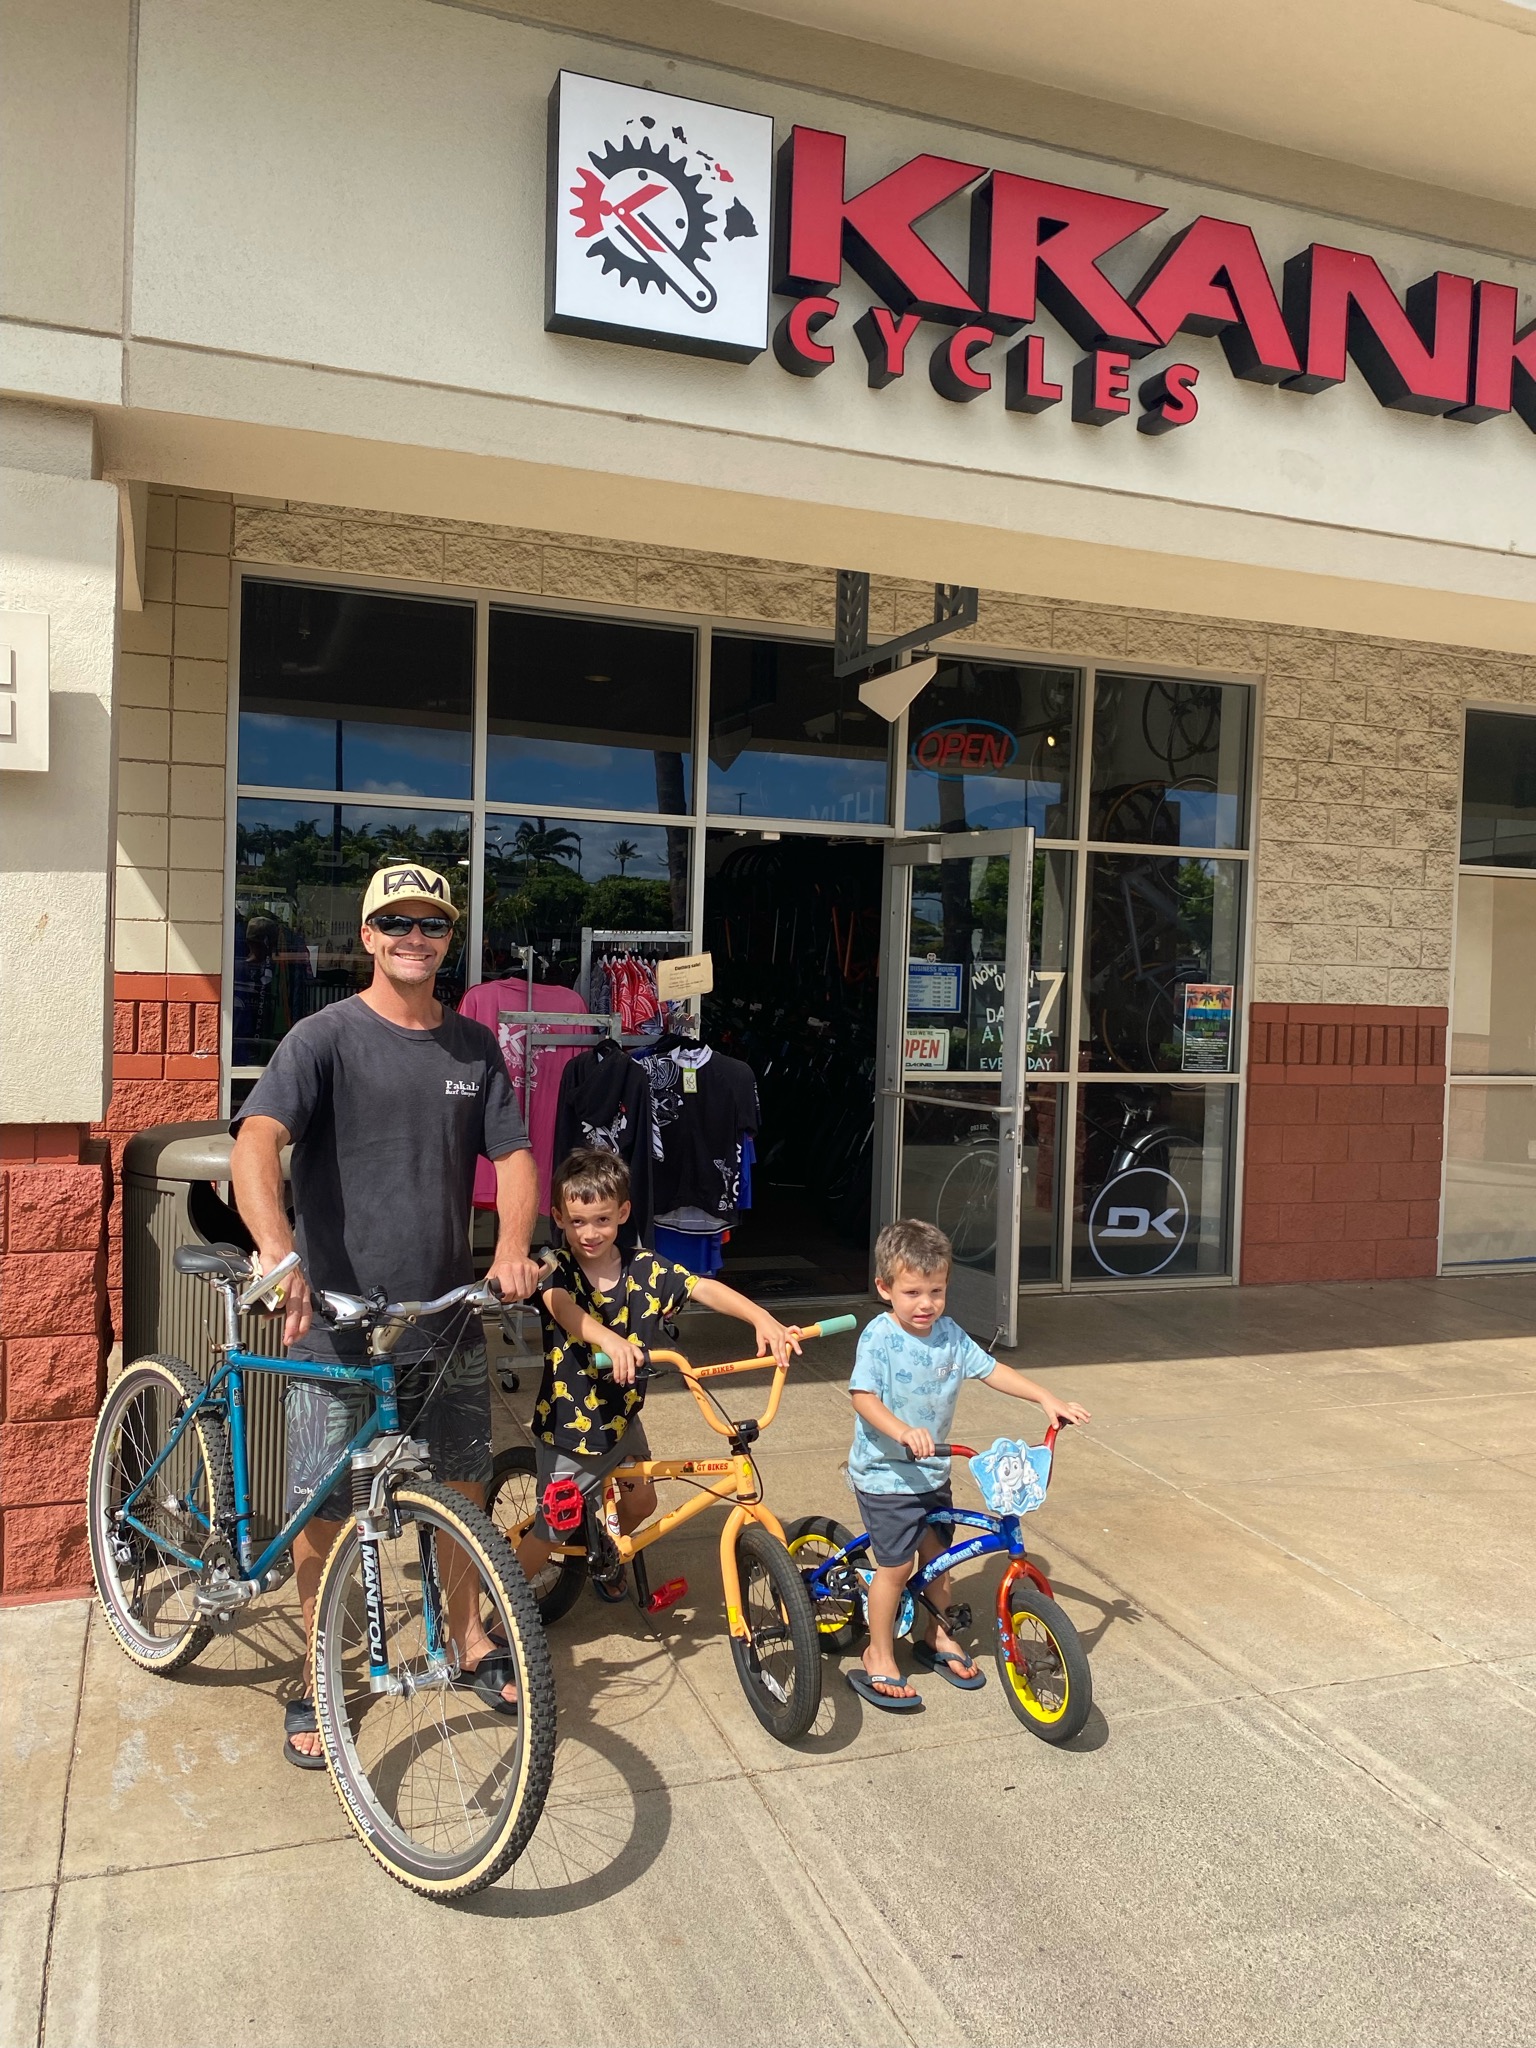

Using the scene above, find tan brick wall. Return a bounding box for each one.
[115,489,232,978]
[107,493,1536,1011]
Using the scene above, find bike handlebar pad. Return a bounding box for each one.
[806,1314,857,1339]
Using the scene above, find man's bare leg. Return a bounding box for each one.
[290,1516,345,1758]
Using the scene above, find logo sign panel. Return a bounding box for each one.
[911,721,1019,775]
[547,72,772,361]
[1087,1168,1190,1279]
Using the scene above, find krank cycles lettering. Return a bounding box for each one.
[545,77,1533,434]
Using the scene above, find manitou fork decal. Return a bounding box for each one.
[360,1537,390,1691]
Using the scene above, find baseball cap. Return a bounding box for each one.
[361,862,462,923]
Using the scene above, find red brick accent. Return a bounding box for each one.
[0,1131,109,1596]
[107,974,220,1085]
[1242,1004,1446,1285]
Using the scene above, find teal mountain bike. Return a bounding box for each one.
[86,1245,555,1899]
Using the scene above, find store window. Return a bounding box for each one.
[708,634,890,823]
[487,609,694,814]
[904,660,1077,837]
[1071,1083,1234,1281]
[238,580,473,798]
[1088,674,1250,849]
[1444,709,1536,1268]
[482,817,691,986]
[1078,854,1244,1072]
[232,799,470,1065]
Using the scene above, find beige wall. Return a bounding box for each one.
[1,406,120,1123]
[113,491,232,977]
[111,492,1536,1010]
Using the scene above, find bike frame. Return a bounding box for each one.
[512,1324,850,1641]
[805,1508,1055,1645]
[116,1342,402,1582]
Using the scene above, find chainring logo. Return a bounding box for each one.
[547,72,772,361]
[1087,1167,1190,1279]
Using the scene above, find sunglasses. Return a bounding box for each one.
[368,912,456,938]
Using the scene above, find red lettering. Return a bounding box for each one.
[771,295,838,377]
[1131,217,1299,382]
[1071,349,1132,425]
[970,173,1162,349]
[853,306,923,387]
[775,126,981,320]
[939,733,965,768]
[1137,362,1200,435]
[1004,333,1063,414]
[979,733,1006,769]
[1283,247,1472,413]
[930,325,994,402]
[1449,281,1536,430]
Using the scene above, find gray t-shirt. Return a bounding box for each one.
[232,995,528,1306]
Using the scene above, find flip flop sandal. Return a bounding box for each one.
[912,1642,987,1690]
[846,1668,923,1713]
[454,1653,520,1717]
[283,1697,328,1770]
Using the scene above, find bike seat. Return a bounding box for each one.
[173,1243,251,1283]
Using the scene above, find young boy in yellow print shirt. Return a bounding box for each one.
[517,1147,799,1586]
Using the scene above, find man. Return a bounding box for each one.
[231,861,541,1765]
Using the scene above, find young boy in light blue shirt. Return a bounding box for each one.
[847,1218,1090,1711]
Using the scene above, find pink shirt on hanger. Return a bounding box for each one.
[458,978,593,1212]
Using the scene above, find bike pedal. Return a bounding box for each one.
[645,1577,688,1615]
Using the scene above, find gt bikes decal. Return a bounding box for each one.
[1087,1167,1190,1279]
[547,72,772,360]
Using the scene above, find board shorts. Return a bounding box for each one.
[284,1330,492,1522]
[530,1419,652,1541]
[853,1484,954,1569]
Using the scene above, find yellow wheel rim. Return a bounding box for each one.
[788,1533,858,1638]
[1005,1607,1070,1724]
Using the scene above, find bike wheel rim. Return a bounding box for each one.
[316,1508,528,1875]
[742,1557,801,1706]
[1004,1608,1070,1723]
[92,1377,207,1657]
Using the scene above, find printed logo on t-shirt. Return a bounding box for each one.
[444,1078,479,1096]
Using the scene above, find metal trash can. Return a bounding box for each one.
[122,1120,292,1540]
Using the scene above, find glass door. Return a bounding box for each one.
[874,828,1034,1346]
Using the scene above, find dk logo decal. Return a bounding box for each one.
[547,72,772,361]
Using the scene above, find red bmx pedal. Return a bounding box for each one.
[646,1577,688,1615]
[542,1475,585,1535]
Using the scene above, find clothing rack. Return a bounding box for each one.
[578,927,695,1001]
[490,1007,619,1124]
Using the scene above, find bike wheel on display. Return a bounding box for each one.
[729,1521,822,1743]
[783,1515,862,1653]
[935,1138,998,1266]
[87,1355,233,1675]
[485,1445,587,1625]
[311,1477,555,1899]
[995,1580,1092,1744]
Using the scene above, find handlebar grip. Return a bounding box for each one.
[802,1313,857,1340]
[592,1351,610,1369]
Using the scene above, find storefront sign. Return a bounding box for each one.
[548,77,1534,433]
[907,960,963,1013]
[547,72,773,360]
[1181,983,1235,1072]
[911,721,1018,774]
[903,1029,950,1069]
[969,959,1005,1071]
[1087,1167,1190,1278]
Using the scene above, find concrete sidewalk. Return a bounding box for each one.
[5,1275,1536,2048]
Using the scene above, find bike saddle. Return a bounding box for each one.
[173,1243,251,1283]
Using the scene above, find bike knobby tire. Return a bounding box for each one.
[783,1514,862,1653]
[995,1581,1092,1744]
[485,1445,586,1624]
[311,1477,555,1899]
[88,1355,234,1674]
[729,1521,822,1743]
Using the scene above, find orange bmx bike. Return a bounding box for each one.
[489,1315,855,1744]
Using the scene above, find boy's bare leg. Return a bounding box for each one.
[915,1526,980,1679]
[862,1561,921,1702]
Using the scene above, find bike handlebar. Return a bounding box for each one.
[898,1418,1074,1461]
[589,1312,859,1440]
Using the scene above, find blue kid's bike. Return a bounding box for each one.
[785,1424,1092,1742]
[86,1245,555,1898]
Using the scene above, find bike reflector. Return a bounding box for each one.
[969,1438,1051,1516]
[542,1474,585,1535]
